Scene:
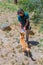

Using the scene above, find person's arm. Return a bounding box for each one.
[24,19,30,30]
[18,16,22,28]
[19,22,22,28]
[24,13,30,30]
[25,19,29,27]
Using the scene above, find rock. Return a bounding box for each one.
[0,22,11,31]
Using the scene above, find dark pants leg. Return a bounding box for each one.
[26,30,29,43]
[26,24,31,43]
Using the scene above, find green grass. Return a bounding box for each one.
[39,24,43,32]
[0,2,18,12]
[40,39,43,42]
[38,43,43,47]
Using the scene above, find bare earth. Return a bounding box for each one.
[0,12,43,65]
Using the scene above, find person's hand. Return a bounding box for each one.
[19,23,22,28]
[19,23,21,26]
[24,27,26,30]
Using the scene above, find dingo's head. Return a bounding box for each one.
[20,33,25,39]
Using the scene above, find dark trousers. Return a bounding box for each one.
[26,29,29,43]
[25,23,30,43]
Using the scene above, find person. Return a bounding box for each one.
[17,9,31,44]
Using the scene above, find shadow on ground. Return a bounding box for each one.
[28,41,39,46]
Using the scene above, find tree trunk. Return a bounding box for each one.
[14,0,17,4]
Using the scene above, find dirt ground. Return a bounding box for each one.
[0,12,43,65]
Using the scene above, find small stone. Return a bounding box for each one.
[0,22,11,31]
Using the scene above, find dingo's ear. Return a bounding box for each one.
[20,32,25,35]
[20,33,22,35]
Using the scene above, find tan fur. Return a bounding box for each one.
[20,33,30,52]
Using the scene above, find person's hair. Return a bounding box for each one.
[17,9,24,15]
